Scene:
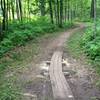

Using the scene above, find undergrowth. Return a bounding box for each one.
[0,17,74,58]
[0,17,74,100]
[0,17,57,58]
[67,21,100,87]
[80,21,100,75]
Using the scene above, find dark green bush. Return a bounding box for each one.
[81,24,100,60]
[0,17,74,58]
[0,17,58,58]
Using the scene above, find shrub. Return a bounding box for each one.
[81,24,100,60]
[0,82,21,100]
[0,17,74,58]
[0,17,57,58]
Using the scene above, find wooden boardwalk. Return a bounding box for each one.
[49,51,74,100]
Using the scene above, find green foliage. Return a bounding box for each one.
[81,28,100,60]
[67,21,100,76]
[0,73,21,100]
[0,17,74,58]
[80,21,100,76]
[0,17,57,58]
[0,16,74,100]
[0,61,9,73]
[66,31,84,59]
[0,41,40,100]
[96,80,100,88]
[63,21,74,29]
[0,84,20,100]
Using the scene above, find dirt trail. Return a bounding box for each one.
[38,24,85,62]
[19,24,100,100]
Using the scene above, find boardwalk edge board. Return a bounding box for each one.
[49,51,74,100]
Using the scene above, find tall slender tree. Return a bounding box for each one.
[59,0,63,27]
[93,0,97,37]
[56,0,60,25]
[39,0,45,16]
[18,0,23,21]
[91,0,95,18]
[48,0,54,24]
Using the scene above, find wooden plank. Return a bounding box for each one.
[49,51,74,100]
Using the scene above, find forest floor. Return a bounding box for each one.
[20,23,100,100]
[2,24,100,100]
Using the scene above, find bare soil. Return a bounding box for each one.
[63,53,100,100]
[15,24,100,100]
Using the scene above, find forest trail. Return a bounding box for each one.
[20,24,100,100]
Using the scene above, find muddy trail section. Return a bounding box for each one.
[19,24,100,100]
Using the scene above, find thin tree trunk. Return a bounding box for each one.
[59,0,63,27]
[6,0,9,30]
[56,0,60,25]
[18,0,23,21]
[27,0,30,20]
[16,0,20,20]
[39,0,45,16]
[67,0,70,21]
[54,0,57,24]
[93,0,96,38]
[1,0,6,30]
[11,0,15,20]
[91,0,95,18]
[65,0,67,22]
[49,0,54,24]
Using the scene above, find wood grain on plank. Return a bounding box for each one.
[49,51,74,100]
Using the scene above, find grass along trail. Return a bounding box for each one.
[1,24,100,100]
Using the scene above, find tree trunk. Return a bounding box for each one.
[56,0,60,25]
[18,0,23,21]
[54,0,57,24]
[59,0,63,27]
[16,0,20,20]
[27,0,30,20]
[65,0,67,22]
[39,0,45,16]
[93,0,97,38]
[91,0,95,18]
[1,0,6,31]
[48,0,54,24]
[67,0,70,21]
[11,0,15,20]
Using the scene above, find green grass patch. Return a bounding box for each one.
[0,76,22,100]
[66,30,85,59]
[0,41,39,100]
